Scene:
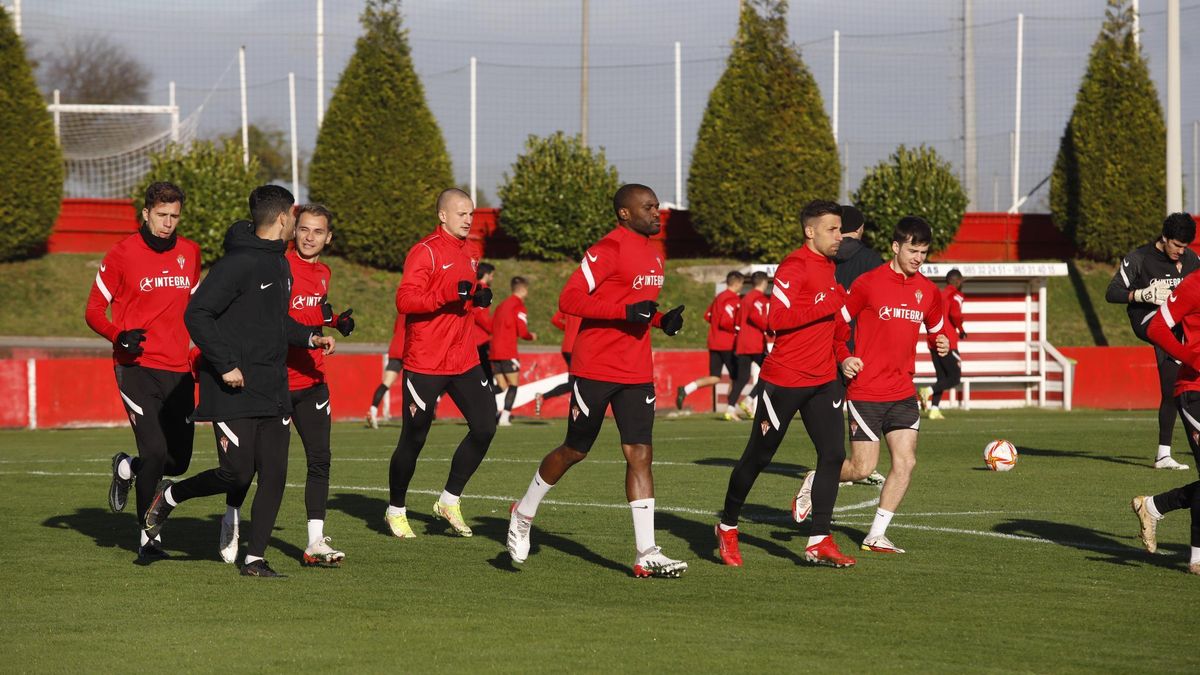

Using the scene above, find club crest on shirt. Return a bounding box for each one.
[220,436,229,453]
[321,278,327,291]
[914,289,923,304]
[176,254,185,270]
[760,420,770,436]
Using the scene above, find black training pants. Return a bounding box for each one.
[930,350,962,405]
[388,366,497,507]
[1152,392,1200,546]
[722,378,845,535]
[291,383,332,521]
[114,365,195,523]
[1156,346,1181,447]
[729,353,764,407]
[170,416,291,558]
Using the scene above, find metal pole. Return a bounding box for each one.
[289,72,299,197]
[239,46,249,169]
[841,143,849,203]
[52,89,60,144]
[674,42,682,208]
[963,0,978,209]
[470,57,477,206]
[1193,120,1198,214]
[1010,14,1023,213]
[169,81,179,143]
[317,0,325,126]
[580,0,589,146]
[832,30,839,144]
[1132,0,1140,47]
[13,0,20,36]
[1167,0,1182,213]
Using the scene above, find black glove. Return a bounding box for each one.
[625,300,659,324]
[334,308,355,337]
[472,286,493,308]
[321,302,335,325]
[456,280,474,300]
[958,329,968,340]
[116,328,146,356]
[660,305,685,336]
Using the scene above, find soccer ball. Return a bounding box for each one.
[983,440,1018,472]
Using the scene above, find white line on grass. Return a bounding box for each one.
[830,521,1133,553]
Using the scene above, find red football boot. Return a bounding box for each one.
[804,536,856,568]
[714,524,743,567]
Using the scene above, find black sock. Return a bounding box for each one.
[503,386,518,413]
[372,384,389,408]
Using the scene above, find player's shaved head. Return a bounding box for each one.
[437,188,472,214]
[613,183,653,220]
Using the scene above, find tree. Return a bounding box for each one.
[1050,0,1165,261]
[497,132,620,260]
[133,140,261,266]
[852,145,968,257]
[308,0,453,270]
[225,123,304,186]
[0,7,63,261]
[38,35,150,104]
[688,0,839,261]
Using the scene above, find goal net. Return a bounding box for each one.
[48,97,202,199]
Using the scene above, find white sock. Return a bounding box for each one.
[439,490,460,506]
[224,505,239,523]
[725,405,738,415]
[806,534,828,547]
[866,508,895,540]
[499,410,511,423]
[369,405,378,415]
[244,554,263,565]
[386,505,406,517]
[516,472,553,518]
[117,457,133,480]
[307,519,324,544]
[718,522,737,532]
[630,498,656,552]
[163,486,178,507]
[683,382,699,395]
[1191,546,1200,565]
[1157,445,1171,460]
[1146,496,1164,520]
[139,529,150,546]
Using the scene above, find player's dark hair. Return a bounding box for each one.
[437,187,472,213]
[511,275,528,290]
[613,183,653,219]
[800,199,842,229]
[296,203,335,231]
[726,270,745,286]
[476,261,495,280]
[751,271,769,286]
[1162,212,1196,244]
[144,181,185,209]
[892,215,933,246]
[249,185,295,227]
[946,268,963,284]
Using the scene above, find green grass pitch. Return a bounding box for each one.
[2,410,1198,672]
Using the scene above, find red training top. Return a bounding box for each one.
[489,294,534,360]
[85,232,202,372]
[388,313,406,360]
[759,245,845,388]
[285,249,334,391]
[942,285,965,351]
[559,226,666,385]
[395,227,485,376]
[734,288,768,355]
[551,311,583,354]
[705,288,740,351]
[1147,273,1200,396]
[839,264,947,402]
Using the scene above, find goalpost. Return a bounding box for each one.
[47,82,201,199]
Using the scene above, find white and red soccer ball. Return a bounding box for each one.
[983,439,1018,471]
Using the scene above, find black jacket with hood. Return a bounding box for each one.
[185,221,317,422]
[834,237,885,290]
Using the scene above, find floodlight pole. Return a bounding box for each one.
[239,46,249,169]
[580,0,589,146]
[1132,0,1140,47]
[1009,14,1024,214]
[317,0,325,127]
[289,72,299,197]
[832,30,839,144]
[169,81,179,143]
[13,0,20,36]
[963,0,978,210]
[674,41,682,208]
[1193,120,1198,214]
[470,56,477,206]
[1167,0,1182,213]
[52,89,61,143]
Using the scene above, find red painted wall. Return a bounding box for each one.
[1059,346,1160,410]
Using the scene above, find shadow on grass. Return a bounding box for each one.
[41,506,304,566]
[992,518,1189,571]
[1015,446,1148,469]
[693,457,812,479]
[472,515,628,575]
[326,491,437,537]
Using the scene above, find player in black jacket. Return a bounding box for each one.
[833,205,884,290]
[1106,212,1200,471]
[143,185,336,577]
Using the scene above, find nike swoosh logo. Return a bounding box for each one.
[282,417,292,425]
[645,396,656,404]
[260,283,273,289]
[776,280,791,289]
[832,399,843,408]
[586,252,598,262]
[638,312,652,318]
[1124,260,1130,267]
[1170,293,1178,302]
[442,263,454,269]
[632,504,650,509]
[480,379,488,387]
[315,400,329,410]
[120,342,130,348]
[100,263,106,272]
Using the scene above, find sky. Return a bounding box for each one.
[15,0,1200,211]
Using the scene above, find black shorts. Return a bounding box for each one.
[565,377,655,453]
[491,358,520,375]
[846,397,920,442]
[709,350,736,378]
[114,364,195,462]
[385,358,403,373]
